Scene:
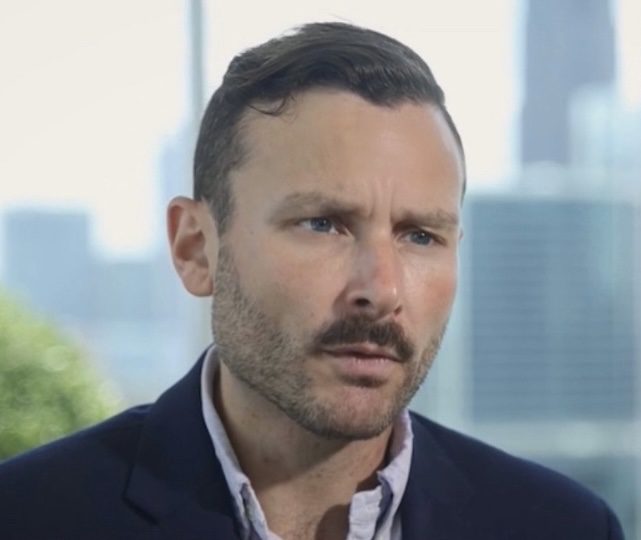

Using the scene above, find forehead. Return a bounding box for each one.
[232,90,464,205]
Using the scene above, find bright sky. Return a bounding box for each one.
[0,0,187,259]
[0,0,638,258]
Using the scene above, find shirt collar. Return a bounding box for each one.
[200,346,266,539]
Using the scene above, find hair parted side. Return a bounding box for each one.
[193,21,465,233]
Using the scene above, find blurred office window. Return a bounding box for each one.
[1,0,639,537]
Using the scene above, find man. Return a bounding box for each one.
[0,22,624,539]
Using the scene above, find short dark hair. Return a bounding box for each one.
[194,21,465,233]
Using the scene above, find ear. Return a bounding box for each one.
[167,197,219,297]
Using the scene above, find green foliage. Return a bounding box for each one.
[0,292,121,460]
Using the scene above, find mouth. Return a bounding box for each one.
[319,344,402,384]
[321,343,402,363]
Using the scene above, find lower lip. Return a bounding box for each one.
[323,352,399,381]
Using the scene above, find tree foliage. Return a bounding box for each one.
[0,291,120,460]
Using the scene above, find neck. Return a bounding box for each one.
[215,362,394,539]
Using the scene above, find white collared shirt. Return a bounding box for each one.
[200,346,413,540]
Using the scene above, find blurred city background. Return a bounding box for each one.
[0,0,639,537]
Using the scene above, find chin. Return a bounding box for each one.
[292,387,403,441]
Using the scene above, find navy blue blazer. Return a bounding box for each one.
[0,355,624,539]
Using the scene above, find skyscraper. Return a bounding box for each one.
[2,209,93,322]
[521,0,616,166]
[465,194,637,421]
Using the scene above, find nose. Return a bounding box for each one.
[342,237,402,320]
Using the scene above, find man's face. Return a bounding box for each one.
[211,90,463,440]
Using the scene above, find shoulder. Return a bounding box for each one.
[410,412,594,499]
[0,406,152,537]
[0,405,149,479]
[407,412,625,539]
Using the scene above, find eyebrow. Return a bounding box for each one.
[271,190,460,230]
[401,207,460,230]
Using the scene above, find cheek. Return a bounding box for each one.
[406,261,458,323]
[240,245,339,330]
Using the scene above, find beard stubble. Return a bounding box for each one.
[211,245,446,440]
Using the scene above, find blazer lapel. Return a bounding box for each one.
[401,414,474,540]
[123,354,241,538]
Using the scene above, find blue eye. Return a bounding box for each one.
[301,217,337,234]
[408,230,434,246]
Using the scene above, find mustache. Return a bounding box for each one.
[312,316,415,362]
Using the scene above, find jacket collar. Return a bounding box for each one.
[400,414,474,540]
[124,353,240,538]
